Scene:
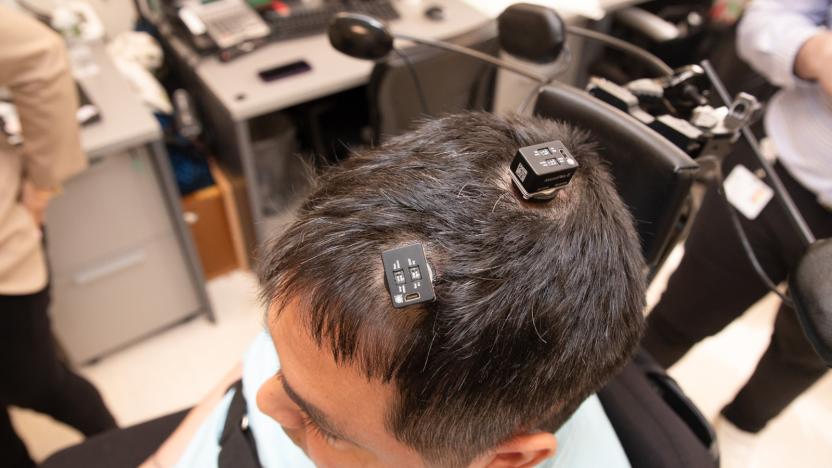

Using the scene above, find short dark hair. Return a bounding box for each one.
[260,112,645,467]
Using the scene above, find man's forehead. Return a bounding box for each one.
[268,299,398,445]
[268,299,314,371]
[265,299,283,327]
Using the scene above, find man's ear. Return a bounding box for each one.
[483,432,557,468]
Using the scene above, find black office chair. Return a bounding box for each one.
[534,83,717,467]
[367,22,499,143]
[534,83,698,276]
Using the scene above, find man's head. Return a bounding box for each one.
[257,112,646,467]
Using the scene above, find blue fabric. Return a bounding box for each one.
[174,389,235,468]
[242,333,312,468]
[154,113,214,196]
[175,332,630,468]
[736,0,832,207]
[544,396,630,468]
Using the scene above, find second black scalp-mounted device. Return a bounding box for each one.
[510,140,579,201]
[382,243,435,308]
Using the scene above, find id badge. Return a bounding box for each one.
[723,165,774,220]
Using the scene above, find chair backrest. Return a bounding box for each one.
[368,22,499,143]
[598,349,718,468]
[534,84,698,273]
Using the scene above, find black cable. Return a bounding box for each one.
[392,48,430,116]
[517,46,573,114]
[517,80,546,116]
[700,60,815,248]
[568,25,674,77]
[394,33,547,83]
[699,155,794,307]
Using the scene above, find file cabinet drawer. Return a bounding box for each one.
[46,148,173,277]
[50,235,201,364]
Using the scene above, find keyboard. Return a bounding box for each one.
[264,0,400,42]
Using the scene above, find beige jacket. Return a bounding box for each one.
[0,6,87,294]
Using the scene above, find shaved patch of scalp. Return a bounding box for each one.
[259,112,645,467]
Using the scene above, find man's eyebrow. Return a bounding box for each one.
[279,372,355,443]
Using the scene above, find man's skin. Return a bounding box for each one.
[795,31,832,98]
[145,297,558,468]
[257,298,558,468]
[20,181,52,226]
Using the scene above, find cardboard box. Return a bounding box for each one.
[181,162,250,280]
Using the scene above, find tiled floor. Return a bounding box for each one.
[11,250,832,466]
[647,248,832,468]
[9,270,265,463]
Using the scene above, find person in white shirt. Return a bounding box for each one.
[643,1,831,466]
[739,0,832,210]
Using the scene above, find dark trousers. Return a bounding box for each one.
[643,148,832,434]
[41,410,187,468]
[0,286,117,468]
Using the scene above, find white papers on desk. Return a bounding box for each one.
[463,0,605,20]
[69,45,101,79]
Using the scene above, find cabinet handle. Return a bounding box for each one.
[73,250,147,285]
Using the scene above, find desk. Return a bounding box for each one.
[45,44,213,364]
[160,0,644,254]
[183,0,640,122]
[160,0,493,252]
